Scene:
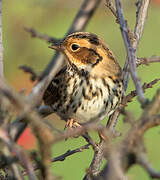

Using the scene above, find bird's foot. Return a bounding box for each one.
[65,118,81,129]
[64,119,82,139]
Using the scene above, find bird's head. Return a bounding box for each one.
[49,32,121,78]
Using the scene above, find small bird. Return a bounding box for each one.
[43,32,123,128]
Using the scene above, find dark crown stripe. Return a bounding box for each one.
[71,33,99,46]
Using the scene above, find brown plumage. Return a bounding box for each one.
[43,32,123,125]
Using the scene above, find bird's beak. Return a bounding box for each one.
[48,41,63,51]
[48,44,61,51]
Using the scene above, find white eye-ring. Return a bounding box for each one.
[70,43,80,51]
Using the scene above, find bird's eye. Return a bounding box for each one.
[71,43,80,51]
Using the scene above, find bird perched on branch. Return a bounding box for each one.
[43,32,123,128]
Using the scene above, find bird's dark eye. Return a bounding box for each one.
[71,43,80,51]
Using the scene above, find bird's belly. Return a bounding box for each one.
[54,76,121,124]
[72,97,109,123]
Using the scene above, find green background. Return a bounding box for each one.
[3,0,160,179]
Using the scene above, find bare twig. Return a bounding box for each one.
[24,27,60,44]
[106,110,120,130]
[0,129,24,180]
[123,0,150,90]
[136,56,160,66]
[106,0,151,136]
[0,78,55,180]
[122,78,160,106]
[105,0,117,19]
[137,153,160,179]
[0,128,36,180]
[51,144,90,162]
[105,0,135,42]
[82,133,98,151]
[19,65,39,82]
[123,89,160,150]
[83,141,105,180]
[134,0,150,50]
[85,2,152,178]
[115,0,147,106]
[97,88,160,180]
[52,124,104,144]
[23,144,90,175]
[83,120,120,180]
[2,1,159,180]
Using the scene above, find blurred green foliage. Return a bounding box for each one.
[3,0,160,179]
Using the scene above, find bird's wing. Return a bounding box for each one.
[43,66,67,105]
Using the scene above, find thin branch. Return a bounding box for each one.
[0,78,105,175]
[105,0,117,19]
[83,2,127,177]
[0,78,55,180]
[81,132,104,179]
[97,89,160,180]
[83,141,105,180]
[83,120,120,180]
[123,0,150,90]
[82,133,98,151]
[115,0,147,106]
[19,65,39,82]
[23,144,90,175]
[106,0,151,137]
[137,153,160,179]
[24,27,60,44]
[0,129,24,180]
[88,2,152,178]
[0,128,36,180]
[123,89,160,150]
[133,0,150,50]
[105,0,135,43]
[51,123,105,146]
[122,78,160,106]
[126,0,150,83]
[106,110,120,130]
[136,56,160,66]
[52,144,90,162]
